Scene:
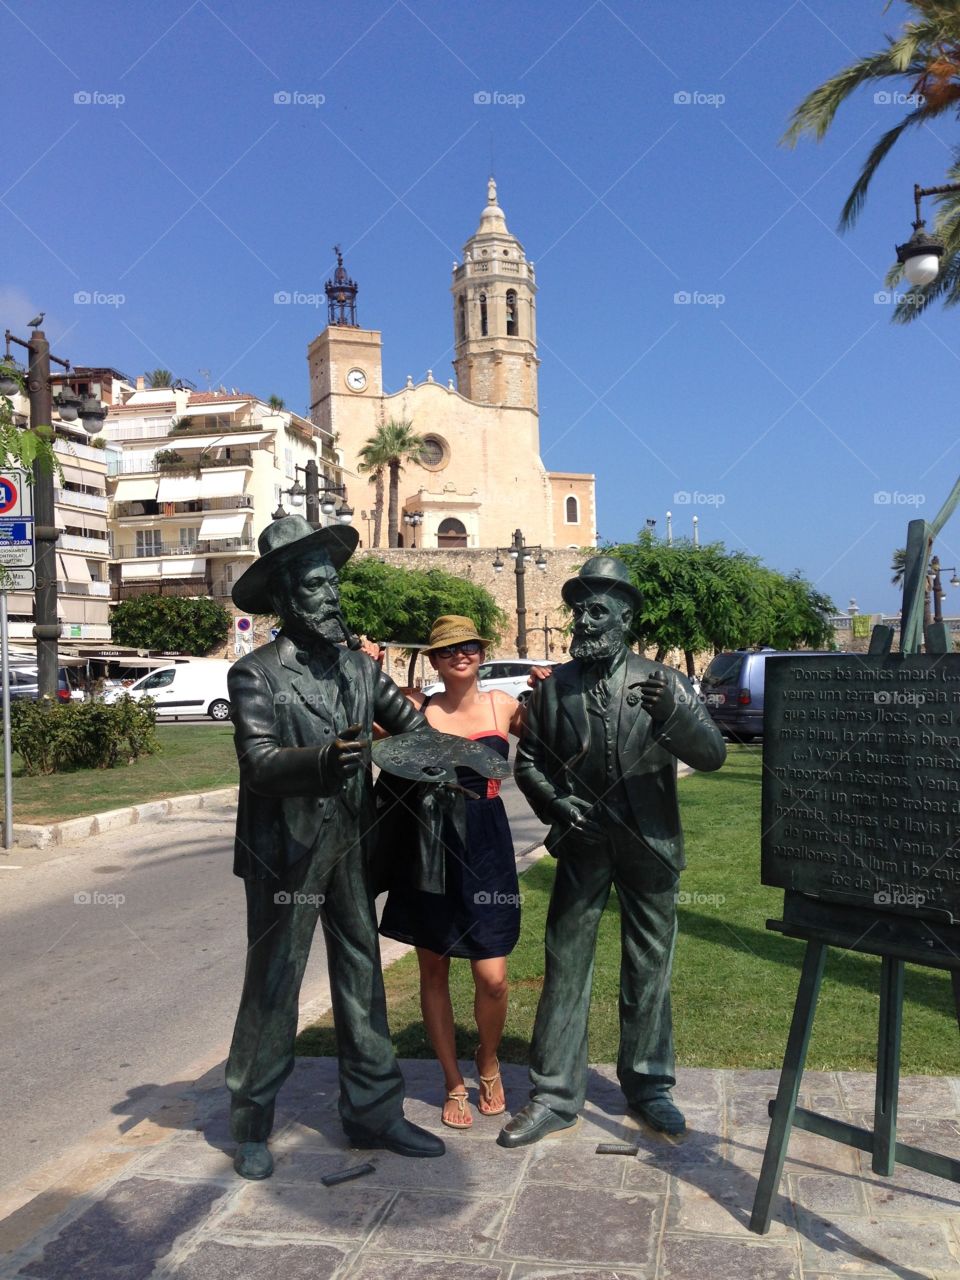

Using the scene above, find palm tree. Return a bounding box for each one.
[357,441,386,548]
[268,395,285,413]
[358,420,425,548]
[146,369,173,388]
[784,4,960,322]
[891,546,931,623]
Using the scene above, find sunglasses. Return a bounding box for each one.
[433,640,483,660]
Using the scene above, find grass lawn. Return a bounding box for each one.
[5,725,238,823]
[297,746,960,1074]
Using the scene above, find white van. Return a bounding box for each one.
[102,659,234,721]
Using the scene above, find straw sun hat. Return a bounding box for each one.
[422,615,494,654]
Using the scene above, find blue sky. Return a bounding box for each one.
[4,0,957,615]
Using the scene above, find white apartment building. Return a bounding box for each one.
[7,374,114,647]
[104,382,344,604]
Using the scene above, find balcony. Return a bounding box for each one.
[113,495,253,520]
[54,440,109,465]
[109,449,256,476]
[112,537,257,560]
[57,581,112,597]
[60,533,110,556]
[55,488,109,514]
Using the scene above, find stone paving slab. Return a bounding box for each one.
[3,1059,960,1279]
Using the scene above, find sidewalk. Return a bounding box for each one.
[3,1054,960,1279]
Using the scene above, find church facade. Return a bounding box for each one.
[307,180,596,550]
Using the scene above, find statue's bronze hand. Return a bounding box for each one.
[329,723,370,782]
[640,672,676,722]
[549,796,604,843]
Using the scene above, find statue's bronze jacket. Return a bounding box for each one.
[515,653,726,872]
[228,634,424,880]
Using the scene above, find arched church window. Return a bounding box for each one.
[565,495,579,524]
[506,289,518,336]
[437,517,468,548]
[457,294,466,342]
[479,293,488,337]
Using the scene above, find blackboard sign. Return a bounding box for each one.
[761,654,960,925]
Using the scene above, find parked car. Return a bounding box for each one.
[4,661,81,703]
[101,659,234,721]
[422,657,557,704]
[700,648,841,741]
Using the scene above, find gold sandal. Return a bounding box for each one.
[475,1050,507,1117]
[442,1089,473,1129]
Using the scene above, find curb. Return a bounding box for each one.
[12,786,240,849]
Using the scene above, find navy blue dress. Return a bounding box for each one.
[378,730,520,959]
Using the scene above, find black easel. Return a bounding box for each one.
[749,893,960,1234]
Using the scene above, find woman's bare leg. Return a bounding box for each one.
[417,947,470,1124]
[471,955,508,1112]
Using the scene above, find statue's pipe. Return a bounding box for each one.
[332,609,362,650]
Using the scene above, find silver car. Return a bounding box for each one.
[423,657,557,704]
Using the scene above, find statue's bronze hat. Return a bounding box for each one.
[561,555,643,611]
[231,515,359,615]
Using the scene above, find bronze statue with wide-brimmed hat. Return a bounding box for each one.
[225,515,445,1178]
[499,553,727,1148]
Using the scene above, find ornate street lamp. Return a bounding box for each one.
[895,181,960,286]
[403,509,423,548]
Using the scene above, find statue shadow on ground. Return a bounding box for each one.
[584,1068,940,1280]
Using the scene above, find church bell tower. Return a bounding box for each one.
[451,179,539,411]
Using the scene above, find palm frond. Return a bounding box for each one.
[783,46,910,145]
[839,105,935,229]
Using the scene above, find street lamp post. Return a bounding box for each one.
[930,555,960,625]
[531,610,561,660]
[274,468,353,527]
[403,509,423,548]
[492,528,547,658]
[3,324,104,697]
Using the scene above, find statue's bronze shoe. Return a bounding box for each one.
[343,1116,445,1158]
[630,1096,686,1135]
[234,1140,274,1179]
[496,1100,577,1148]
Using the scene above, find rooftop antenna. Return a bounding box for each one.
[198,368,212,389]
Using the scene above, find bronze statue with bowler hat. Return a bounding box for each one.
[225,515,444,1178]
[498,555,726,1148]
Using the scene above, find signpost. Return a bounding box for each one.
[234,615,253,657]
[0,471,31,850]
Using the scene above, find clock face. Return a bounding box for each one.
[346,367,367,392]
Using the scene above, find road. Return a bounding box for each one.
[0,777,546,1197]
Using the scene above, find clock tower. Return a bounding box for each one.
[308,247,382,445]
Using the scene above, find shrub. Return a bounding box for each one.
[111,595,231,654]
[9,696,159,775]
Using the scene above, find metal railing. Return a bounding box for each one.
[55,488,109,513]
[113,537,257,559]
[113,495,253,519]
[108,450,255,475]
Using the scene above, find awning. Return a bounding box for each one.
[156,475,201,502]
[161,432,269,450]
[113,477,159,502]
[58,463,88,487]
[57,552,92,583]
[121,560,161,580]
[198,469,249,499]
[198,512,248,539]
[162,557,205,576]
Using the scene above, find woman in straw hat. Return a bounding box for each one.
[379,615,535,1130]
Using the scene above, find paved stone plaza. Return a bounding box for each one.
[3,1058,960,1279]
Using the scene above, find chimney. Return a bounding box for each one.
[136,375,145,390]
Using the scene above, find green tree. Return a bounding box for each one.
[0,361,62,479]
[111,595,231,654]
[338,557,506,682]
[358,419,425,548]
[267,395,285,413]
[784,3,960,322]
[606,531,836,670]
[146,368,173,388]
